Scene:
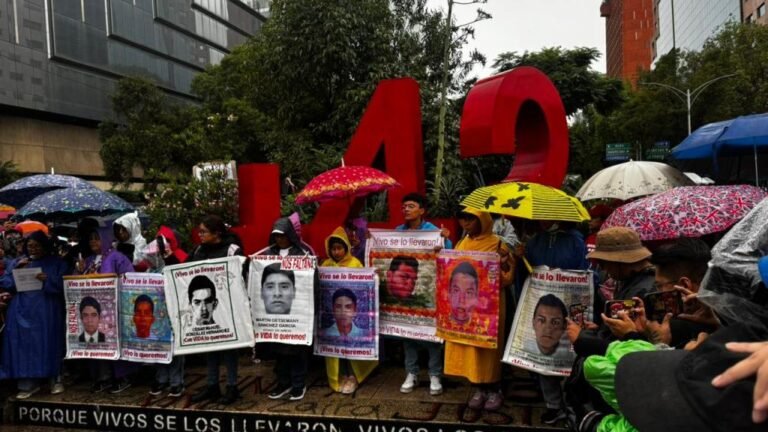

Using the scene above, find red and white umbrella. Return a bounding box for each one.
[602,185,767,241]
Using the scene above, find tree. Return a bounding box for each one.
[0,160,20,188]
[99,77,227,187]
[493,47,624,117]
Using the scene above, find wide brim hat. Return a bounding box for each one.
[587,226,651,263]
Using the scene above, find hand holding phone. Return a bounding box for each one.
[605,299,638,320]
[569,303,586,328]
[644,290,683,323]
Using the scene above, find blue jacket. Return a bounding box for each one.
[0,255,69,379]
[395,221,453,249]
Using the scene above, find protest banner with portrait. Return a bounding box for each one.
[503,266,594,376]
[119,273,172,364]
[64,274,120,360]
[248,255,316,346]
[436,249,500,348]
[164,257,254,356]
[314,267,378,360]
[366,229,442,342]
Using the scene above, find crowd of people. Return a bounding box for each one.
[0,190,766,432]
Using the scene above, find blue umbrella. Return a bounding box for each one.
[716,113,768,184]
[0,174,96,208]
[14,187,135,221]
[671,119,732,160]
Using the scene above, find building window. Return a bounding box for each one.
[746,14,753,23]
[759,3,766,17]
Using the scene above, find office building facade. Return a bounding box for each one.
[601,0,655,85]
[743,0,768,24]
[0,0,268,178]
[652,0,741,64]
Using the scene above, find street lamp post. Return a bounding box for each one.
[640,73,737,135]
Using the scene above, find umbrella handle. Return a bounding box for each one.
[522,256,533,274]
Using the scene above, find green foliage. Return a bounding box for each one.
[99,77,231,186]
[0,160,20,188]
[579,22,768,180]
[191,0,485,216]
[143,170,238,250]
[493,47,624,116]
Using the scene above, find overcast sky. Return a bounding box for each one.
[426,0,607,79]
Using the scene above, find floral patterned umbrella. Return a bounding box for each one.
[601,185,767,241]
[295,165,400,204]
[0,174,96,208]
[14,187,134,221]
[576,161,694,201]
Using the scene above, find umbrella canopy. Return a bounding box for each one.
[14,187,134,221]
[671,119,732,160]
[683,172,715,185]
[0,174,96,208]
[601,185,767,241]
[576,160,694,201]
[295,165,400,204]
[14,220,49,235]
[461,182,590,222]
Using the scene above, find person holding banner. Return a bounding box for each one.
[259,216,313,401]
[445,208,512,411]
[395,193,451,396]
[320,227,377,394]
[189,215,245,406]
[0,231,69,399]
[145,226,188,398]
[76,228,136,394]
[524,220,589,425]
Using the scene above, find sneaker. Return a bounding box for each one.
[149,381,167,396]
[109,378,131,394]
[219,385,239,405]
[91,380,111,393]
[484,390,504,411]
[400,373,418,393]
[268,384,292,400]
[16,387,40,400]
[541,408,567,425]
[51,383,65,395]
[168,385,185,397]
[289,386,306,401]
[429,376,443,396]
[467,389,486,410]
[340,376,358,395]
[191,385,221,403]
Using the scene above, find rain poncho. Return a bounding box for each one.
[321,227,363,268]
[584,340,656,432]
[320,227,376,392]
[697,197,768,332]
[113,212,147,265]
[0,232,69,380]
[445,208,509,383]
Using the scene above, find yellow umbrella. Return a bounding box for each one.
[461,182,590,223]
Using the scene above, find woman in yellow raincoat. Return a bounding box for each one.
[444,208,514,411]
[320,227,378,394]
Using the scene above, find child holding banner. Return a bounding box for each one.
[445,208,512,412]
[320,227,377,394]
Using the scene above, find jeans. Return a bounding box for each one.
[207,350,238,387]
[156,356,185,387]
[274,346,309,390]
[404,339,443,377]
[539,374,564,409]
